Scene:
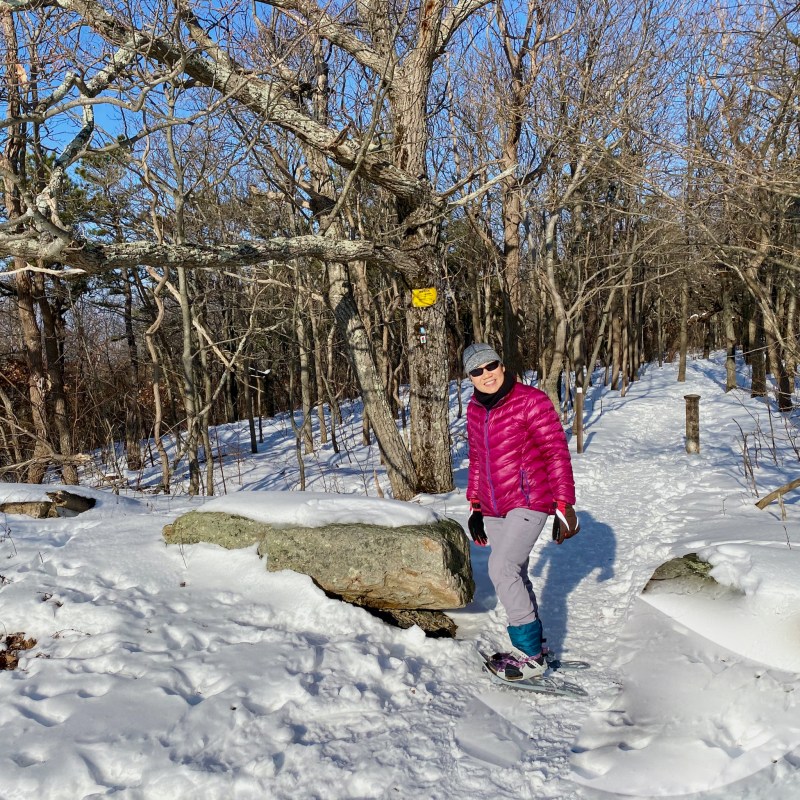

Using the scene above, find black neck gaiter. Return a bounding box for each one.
[473,371,516,411]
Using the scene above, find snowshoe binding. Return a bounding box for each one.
[480,650,589,698]
[484,651,547,681]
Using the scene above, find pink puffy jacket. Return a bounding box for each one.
[466,382,576,517]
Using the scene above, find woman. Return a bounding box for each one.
[464,342,580,680]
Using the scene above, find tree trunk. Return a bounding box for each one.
[571,318,586,391]
[305,35,418,498]
[543,313,568,408]
[610,308,622,391]
[325,325,340,455]
[500,180,524,379]
[196,301,215,496]
[677,275,689,382]
[750,312,767,398]
[350,260,374,447]
[467,256,483,343]
[243,359,257,456]
[620,294,630,397]
[0,384,24,472]
[390,27,455,494]
[2,13,50,482]
[583,287,618,392]
[144,270,172,493]
[631,276,644,380]
[176,265,201,495]
[295,302,314,454]
[288,366,307,491]
[309,299,329,446]
[122,268,143,471]
[722,274,737,391]
[405,273,453,493]
[34,275,78,484]
[785,283,797,382]
[328,262,417,499]
[759,275,793,411]
[540,216,569,407]
[656,288,664,367]
[15,271,51,483]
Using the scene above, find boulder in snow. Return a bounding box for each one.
[258,517,474,610]
[643,552,723,595]
[163,511,474,610]
[163,511,265,550]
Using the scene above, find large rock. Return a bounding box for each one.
[164,511,265,550]
[371,608,458,638]
[643,552,723,595]
[163,512,474,611]
[259,518,473,610]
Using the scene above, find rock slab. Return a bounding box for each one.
[643,552,722,595]
[164,511,265,550]
[163,512,474,610]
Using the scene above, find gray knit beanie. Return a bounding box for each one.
[463,343,502,374]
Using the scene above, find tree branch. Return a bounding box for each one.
[0,236,424,278]
[261,0,388,77]
[50,0,431,204]
[756,477,800,510]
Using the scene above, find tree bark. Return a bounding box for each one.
[722,273,737,391]
[610,305,622,391]
[328,262,417,498]
[144,270,171,493]
[583,287,618,392]
[122,268,143,471]
[13,270,51,483]
[2,12,49,482]
[295,300,314,454]
[308,298,328,446]
[34,275,78,483]
[677,275,689,382]
[749,312,767,398]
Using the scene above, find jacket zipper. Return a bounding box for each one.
[483,407,499,516]
[520,469,532,505]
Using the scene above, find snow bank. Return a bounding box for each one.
[197,490,441,528]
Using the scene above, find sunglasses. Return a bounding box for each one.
[469,360,501,377]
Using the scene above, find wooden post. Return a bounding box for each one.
[684,394,701,454]
[574,386,584,454]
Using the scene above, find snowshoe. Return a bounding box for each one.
[479,650,589,699]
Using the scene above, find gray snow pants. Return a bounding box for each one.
[483,508,549,627]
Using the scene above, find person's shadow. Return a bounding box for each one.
[530,511,616,656]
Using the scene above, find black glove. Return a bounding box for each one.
[552,502,580,544]
[468,501,488,546]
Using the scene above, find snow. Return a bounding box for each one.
[1,353,799,799]
[198,490,441,528]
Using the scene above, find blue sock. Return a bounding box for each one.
[507,620,543,657]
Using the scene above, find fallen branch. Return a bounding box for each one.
[755,476,800,509]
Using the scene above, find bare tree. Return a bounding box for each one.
[678,2,800,405]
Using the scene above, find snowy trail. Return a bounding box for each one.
[1,357,799,799]
[451,365,715,797]
[452,361,800,799]
[564,367,800,798]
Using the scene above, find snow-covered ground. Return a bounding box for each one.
[0,354,799,799]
